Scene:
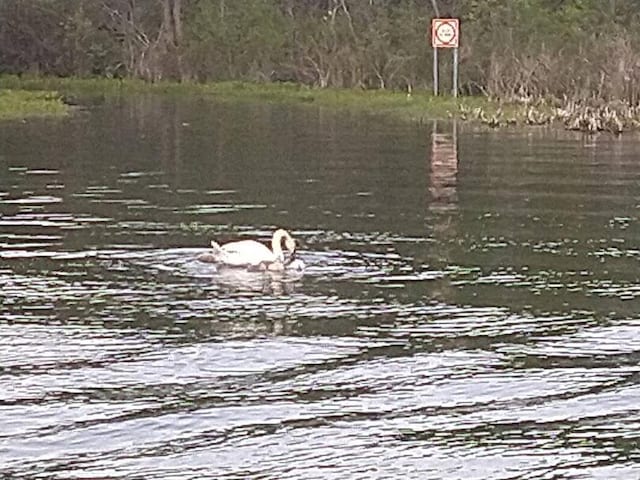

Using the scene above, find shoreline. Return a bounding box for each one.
[0,75,489,123]
[0,76,637,134]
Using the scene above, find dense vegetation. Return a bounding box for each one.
[1,0,640,103]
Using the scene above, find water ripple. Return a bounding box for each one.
[3,101,640,479]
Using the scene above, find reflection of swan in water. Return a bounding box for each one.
[197,228,305,272]
[200,254,305,295]
[214,260,305,294]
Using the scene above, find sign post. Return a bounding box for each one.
[431,18,460,97]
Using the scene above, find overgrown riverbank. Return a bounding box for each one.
[3,1,640,131]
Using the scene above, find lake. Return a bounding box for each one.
[1,94,639,479]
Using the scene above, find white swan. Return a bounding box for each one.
[201,228,296,268]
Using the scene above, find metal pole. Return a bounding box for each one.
[452,47,458,97]
[433,47,438,96]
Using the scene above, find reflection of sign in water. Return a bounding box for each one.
[431,18,459,48]
[429,121,458,211]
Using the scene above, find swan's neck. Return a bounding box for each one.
[271,229,287,259]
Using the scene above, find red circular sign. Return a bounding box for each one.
[432,19,459,48]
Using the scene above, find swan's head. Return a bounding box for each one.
[274,228,297,255]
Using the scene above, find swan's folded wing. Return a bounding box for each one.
[219,239,276,266]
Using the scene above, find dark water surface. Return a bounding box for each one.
[1,95,640,479]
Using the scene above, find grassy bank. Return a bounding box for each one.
[0,75,505,123]
[0,76,633,134]
[0,88,69,120]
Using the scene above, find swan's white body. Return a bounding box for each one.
[208,229,296,268]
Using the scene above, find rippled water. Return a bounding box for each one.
[1,96,640,479]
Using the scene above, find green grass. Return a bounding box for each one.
[0,75,153,95]
[195,82,556,125]
[200,81,497,122]
[0,88,69,119]
[0,75,502,123]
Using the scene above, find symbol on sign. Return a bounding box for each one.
[431,18,459,49]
